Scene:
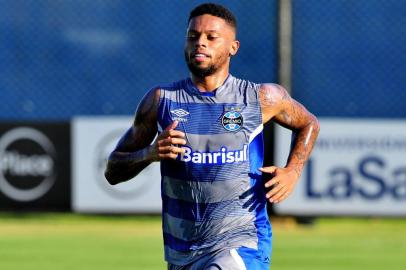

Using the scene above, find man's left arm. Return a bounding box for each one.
[258,83,320,203]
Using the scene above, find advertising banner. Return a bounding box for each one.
[72,117,162,213]
[0,122,71,210]
[274,119,406,216]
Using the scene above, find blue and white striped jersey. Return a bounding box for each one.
[156,75,272,265]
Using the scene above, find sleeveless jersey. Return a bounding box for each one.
[156,75,272,265]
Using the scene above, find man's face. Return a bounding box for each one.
[184,14,239,78]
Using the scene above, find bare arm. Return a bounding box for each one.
[104,88,186,185]
[258,83,320,203]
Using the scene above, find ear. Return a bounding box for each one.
[229,40,240,56]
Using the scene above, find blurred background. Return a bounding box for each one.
[0,0,405,269]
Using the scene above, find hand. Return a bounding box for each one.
[148,121,187,161]
[259,166,301,203]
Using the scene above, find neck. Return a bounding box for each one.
[190,68,229,92]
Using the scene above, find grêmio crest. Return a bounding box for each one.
[221,106,243,132]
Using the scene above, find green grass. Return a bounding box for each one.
[0,213,405,270]
[0,213,165,270]
[272,218,406,270]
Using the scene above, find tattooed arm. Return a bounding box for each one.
[104,88,186,185]
[258,83,320,203]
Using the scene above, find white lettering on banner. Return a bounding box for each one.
[2,151,53,177]
[305,157,406,200]
[274,119,406,216]
[316,137,406,151]
[0,127,56,202]
[179,145,248,164]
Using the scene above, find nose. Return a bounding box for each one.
[195,34,207,48]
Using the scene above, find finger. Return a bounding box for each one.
[259,166,278,173]
[169,146,186,154]
[161,147,186,159]
[164,121,178,132]
[264,176,281,188]
[167,130,186,138]
[159,127,185,139]
[265,183,285,200]
[273,189,291,203]
[159,145,186,155]
[158,137,187,146]
[259,166,278,174]
[270,186,289,203]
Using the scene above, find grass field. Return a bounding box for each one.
[0,213,405,270]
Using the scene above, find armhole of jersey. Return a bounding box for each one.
[254,83,264,125]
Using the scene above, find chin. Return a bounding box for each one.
[186,60,217,77]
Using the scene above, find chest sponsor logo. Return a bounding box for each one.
[221,111,243,132]
[170,109,189,122]
[179,145,248,164]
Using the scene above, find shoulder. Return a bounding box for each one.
[230,76,262,103]
[157,78,188,93]
[230,78,290,106]
[143,78,188,102]
[231,76,259,91]
[258,83,290,107]
[257,83,292,123]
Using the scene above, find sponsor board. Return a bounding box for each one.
[72,117,162,213]
[0,123,70,210]
[274,118,406,216]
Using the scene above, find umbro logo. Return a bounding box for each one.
[170,109,189,122]
[171,109,190,117]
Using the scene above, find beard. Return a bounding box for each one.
[186,61,217,78]
[184,51,226,78]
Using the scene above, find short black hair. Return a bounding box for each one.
[188,3,237,30]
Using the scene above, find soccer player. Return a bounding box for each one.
[105,3,319,270]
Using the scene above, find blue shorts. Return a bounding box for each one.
[168,246,271,270]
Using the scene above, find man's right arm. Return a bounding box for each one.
[104,88,186,185]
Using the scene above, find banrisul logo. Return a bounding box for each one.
[179,145,248,164]
[221,111,243,132]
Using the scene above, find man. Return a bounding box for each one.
[105,3,319,270]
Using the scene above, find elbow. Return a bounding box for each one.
[104,169,120,185]
[104,163,125,185]
[104,153,125,185]
[312,115,321,134]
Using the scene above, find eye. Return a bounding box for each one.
[207,35,218,40]
[187,33,198,40]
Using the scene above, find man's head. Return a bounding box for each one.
[184,3,240,78]
[188,3,237,34]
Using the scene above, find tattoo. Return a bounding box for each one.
[259,83,289,107]
[293,166,301,177]
[281,110,292,125]
[287,119,319,175]
[258,83,320,178]
[259,87,276,106]
[295,151,305,160]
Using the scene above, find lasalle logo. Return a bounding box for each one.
[221,111,243,132]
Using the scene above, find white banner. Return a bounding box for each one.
[274,118,406,216]
[72,116,162,213]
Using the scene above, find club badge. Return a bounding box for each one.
[221,110,243,132]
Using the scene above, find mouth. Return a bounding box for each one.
[191,52,210,62]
